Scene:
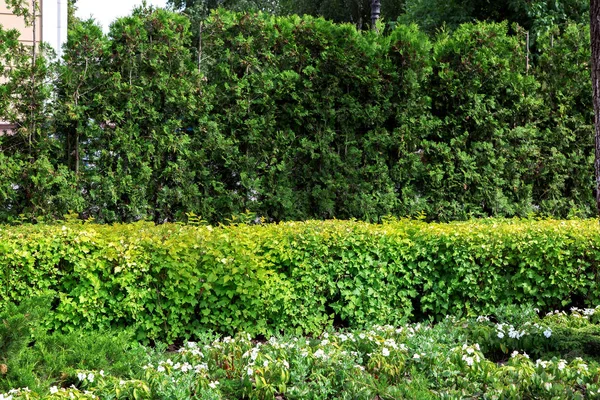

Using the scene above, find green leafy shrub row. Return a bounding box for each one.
[2,219,600,342]
[0,7,594,223]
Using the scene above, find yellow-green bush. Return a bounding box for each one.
[1,219,599,342]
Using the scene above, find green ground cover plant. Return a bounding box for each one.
[0,298,147,396]
[3,301,600,399]
[2,218,600,342]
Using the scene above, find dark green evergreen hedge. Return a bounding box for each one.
[0,8,594,223]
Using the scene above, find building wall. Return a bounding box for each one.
[0,0,67,55]
[0,1,43,47]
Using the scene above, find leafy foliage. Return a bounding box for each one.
[4,304,600,399]
[399,0,588,35]
[415,22,542,220]
[533,23,594,217]
[2,219,600,342]
[200,11,431,221]
[0,8,597,223]
[0,297,145,394]
[168,0,405,29]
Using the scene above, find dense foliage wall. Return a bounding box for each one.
[201,12,432,221]
[1,219,600,341]
[0,7,595,223]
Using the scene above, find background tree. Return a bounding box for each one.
[0,2,82,222]
[400,0,587,35]
[65,6,210,222]
[67,0,80,28]
[169,0,405,30]
[277,0,405,29]
[591,0,600,215]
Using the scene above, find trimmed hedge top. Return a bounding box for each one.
[1,219,599,341]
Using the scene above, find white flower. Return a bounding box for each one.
[314,349,328,359]
[208,381,219,389]
[382,348,390,357]
[413,354,420,359]
[544,382,552,391]
[282,360,290,369]
[157,365,166,373]
[119,380,126,385]
[511,351,519,358]
[99,370,105,377]
[194,364,208,373]
[462,355,474,366]
[247,367,254,376]
[77,372,86,381]
[321,339,329,346]
[558,360,567,371]
[191,348,203,357]
[497,331,505,339]
[50,386,59,394]
[543,329,552,338]
[181,362,192,373]
[263,360,269,367]
[87,373,95,383]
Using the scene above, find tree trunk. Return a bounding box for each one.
[30,0,37,154]
[371,0,381,31]
[591,0,600,215]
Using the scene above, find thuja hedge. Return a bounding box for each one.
[0,7,595,223]
[1,219,599,342]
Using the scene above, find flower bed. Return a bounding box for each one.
[3,305,600,399]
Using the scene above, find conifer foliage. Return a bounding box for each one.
[0,6,596,223]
